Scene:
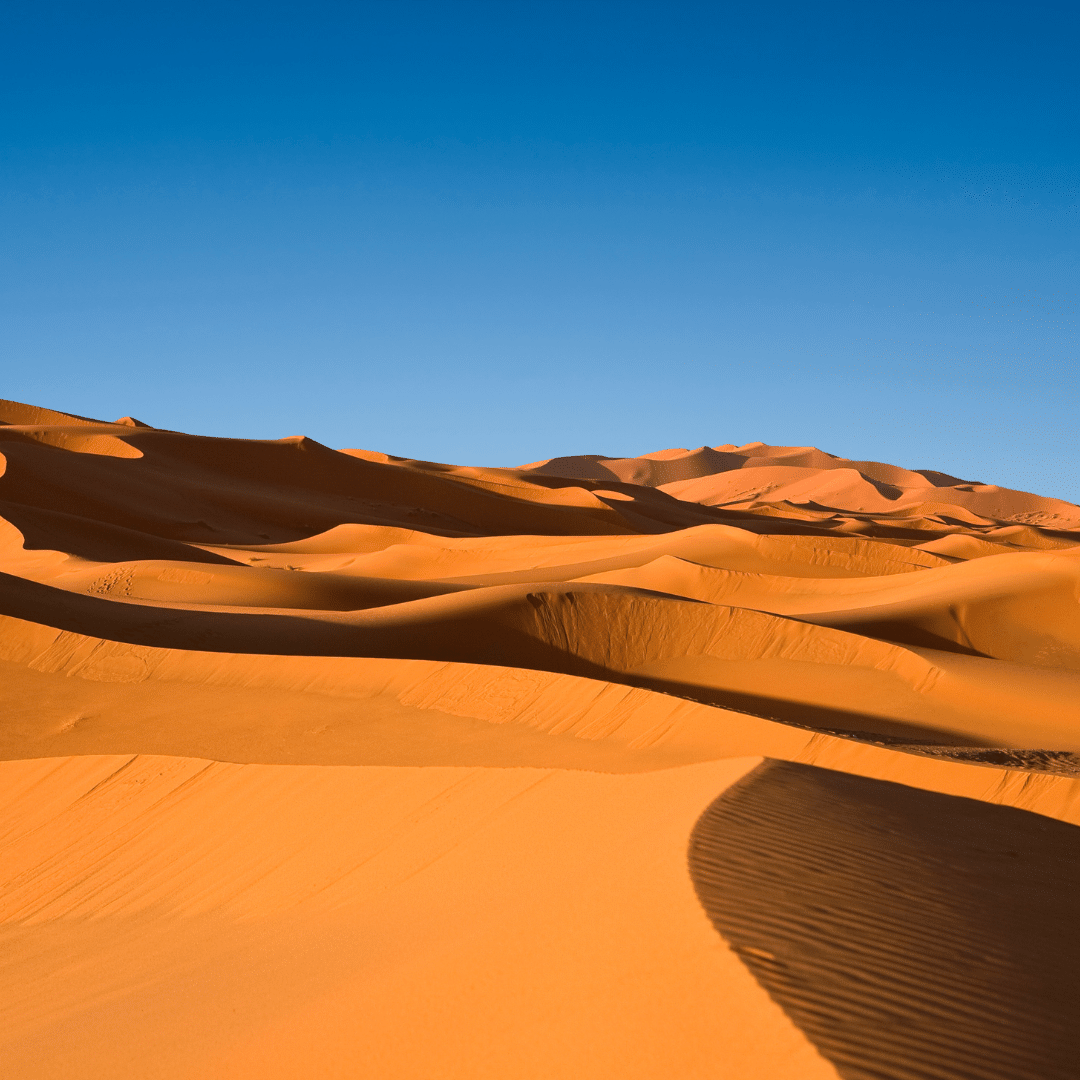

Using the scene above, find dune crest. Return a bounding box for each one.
[2,399,1078,1079]
[525,443,1080,538]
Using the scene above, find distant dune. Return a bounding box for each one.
[2,398,1079,1079]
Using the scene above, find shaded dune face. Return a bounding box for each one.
[689,760,1080,1080]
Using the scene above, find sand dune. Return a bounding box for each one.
[583,548,1080,667]
[2,399,1079,1078]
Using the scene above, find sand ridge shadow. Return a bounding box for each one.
[688,759,1080,1080]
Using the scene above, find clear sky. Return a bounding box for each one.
[3,1,1078,499]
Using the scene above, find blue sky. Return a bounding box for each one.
[2,1,1077,498]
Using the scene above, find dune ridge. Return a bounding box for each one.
[2,398,1079,1078]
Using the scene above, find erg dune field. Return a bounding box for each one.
[2,396,1080,1079]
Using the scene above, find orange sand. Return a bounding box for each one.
[2,399,1079,1078]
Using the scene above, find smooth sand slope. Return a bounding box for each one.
[2,398,1079,1079]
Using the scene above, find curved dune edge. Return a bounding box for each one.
[689,760,1080,1080]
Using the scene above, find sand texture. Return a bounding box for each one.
[2,399,1079,1078]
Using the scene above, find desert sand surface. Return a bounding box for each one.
[2,398,1080,1078]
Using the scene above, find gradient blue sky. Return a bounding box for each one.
[3,1,1078,498]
